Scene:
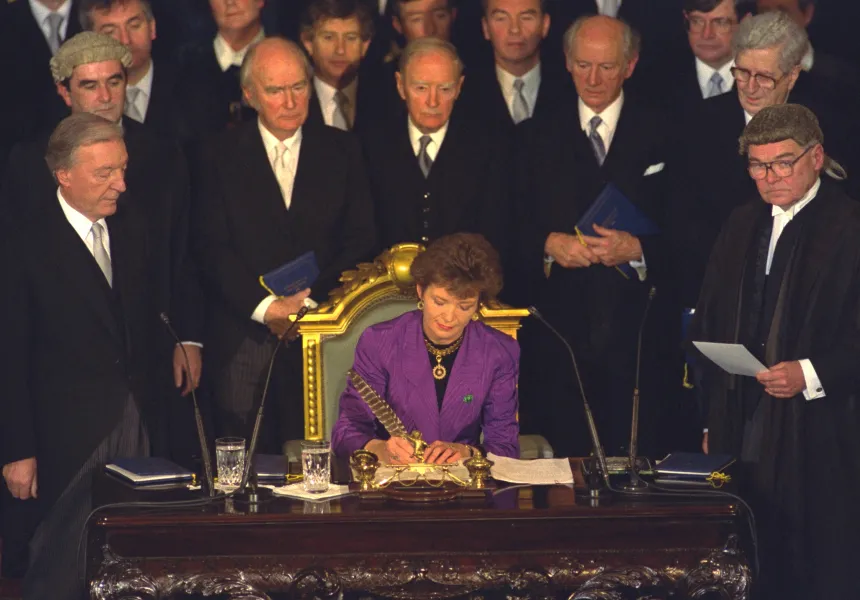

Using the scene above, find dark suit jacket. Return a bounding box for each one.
[191,120,376,372]
[305,76,380,134]
[457,59,576,133]
[140,61,198,143]
[359,108,514,259]
[0,195,155,517]
[0,0,82,177]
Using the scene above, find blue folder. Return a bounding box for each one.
[260,251,319,297]
[654,452,735,480]
[105,457,194,485]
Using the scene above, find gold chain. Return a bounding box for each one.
[424,335,464,380]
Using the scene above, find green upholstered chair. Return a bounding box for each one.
[286,243,554,460]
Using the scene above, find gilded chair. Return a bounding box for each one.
[288,243,554,460]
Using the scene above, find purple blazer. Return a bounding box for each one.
[331,310,520,458]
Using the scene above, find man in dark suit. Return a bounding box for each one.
[0,0,83,177]
[79,0,199,142]
[458,0,573,132]
[361,38,513,259]
[179,0,266,132]
[300,0,380,132]
[0,33,203,472]
[1,113,154,599]
[515,15,671,458]
[192,37,376,450]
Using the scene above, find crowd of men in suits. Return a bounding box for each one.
[1,0,859,597]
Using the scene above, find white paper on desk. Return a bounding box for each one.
[693,342,767,376]
[487,454,573,485]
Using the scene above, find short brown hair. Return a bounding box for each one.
[45,113,124,175]
[300,0,375,41]
[411,233,503,303]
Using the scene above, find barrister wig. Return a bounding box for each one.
[50,32,132,84]
[411,233,503,304]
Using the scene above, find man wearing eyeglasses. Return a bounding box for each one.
[689,103,860,600]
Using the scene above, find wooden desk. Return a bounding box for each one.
[87,464,751,600]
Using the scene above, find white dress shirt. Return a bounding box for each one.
[694,57,735,98]
[126,61,154,123]
[251,120,304,324]
[578,91,624,154]
[213,29,265,72]
[408,117,449,162]
[313,76,358,128]
[378,0,388,15]
[29,0,71,47]
[496,63,541,122]
[57,188,111,260]
[766,177,824,401]
[595,0,621,17]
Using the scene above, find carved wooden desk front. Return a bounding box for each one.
[86,466,751,600]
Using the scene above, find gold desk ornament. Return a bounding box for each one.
[406,431,428,462]
[464,454,494,489]
[350,449,380,492]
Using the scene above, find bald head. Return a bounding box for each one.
[565,16,639,114]
[241,37,313,140]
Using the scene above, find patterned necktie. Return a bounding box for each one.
[91,222,113,288]
[418,135,433,178]
[706,71,725,99]
[46,13,64,55]
[273,143,294,209]
[331,90,351,131]
[588,115,606,166]
[511,78,530,124]
[125,87,144,122]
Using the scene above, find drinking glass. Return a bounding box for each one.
[215,437,246,487]
[301,440,331,493]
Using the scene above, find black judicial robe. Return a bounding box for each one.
[690,179,860,599]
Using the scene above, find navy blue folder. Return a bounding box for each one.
[253,454,288,481]
[105,457,194,485]
[260,251,319,297]
[654,452,735,480]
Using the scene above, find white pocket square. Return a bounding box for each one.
[644,162,665,176]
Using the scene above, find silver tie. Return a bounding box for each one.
[331,90,351,131]
[91,222,113,288]
[418,135,433,177]
[588,115,606,166]
[46,13,64,55]
[511,78,530,124]
[273,142,294,209]
[125,87,144,122]
[705,71,725,99]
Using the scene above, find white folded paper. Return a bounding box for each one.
[271,483,352,500]
[693,341,767,376]
[487,453,573,485]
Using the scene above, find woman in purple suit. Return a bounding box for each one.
[332,233,520,464]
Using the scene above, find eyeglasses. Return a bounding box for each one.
[730,66,787,90]
[684,14,737,34]
[748,145,814,180]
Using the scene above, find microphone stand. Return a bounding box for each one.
[160,314,216,497]
[528,307,613,494]
[232,305,310,505]
[619,286,656,493]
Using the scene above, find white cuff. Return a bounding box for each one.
[251,295,278,324]
[179,341,203,348]
[629,253,646,282]
[800,358,825,400]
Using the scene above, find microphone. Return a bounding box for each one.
[159,313,216,497]
[621,285,656,493]
[528,306,612,491]
[235,304,310,501]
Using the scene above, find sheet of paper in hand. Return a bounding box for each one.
[260,251,319,297]
[692,342,767,377]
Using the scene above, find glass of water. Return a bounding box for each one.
[301,440,331,493]
[215,437,246,487]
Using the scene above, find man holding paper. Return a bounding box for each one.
[690,104,860,600]
[514,15,671,458]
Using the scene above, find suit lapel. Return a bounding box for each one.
[237,122,291,231]
[400,314,441,443]
[439,323,484,439]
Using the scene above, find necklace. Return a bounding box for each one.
[424,335,464,380]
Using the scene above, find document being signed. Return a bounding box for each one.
[692,342,767,377]
[487,454,573,485]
